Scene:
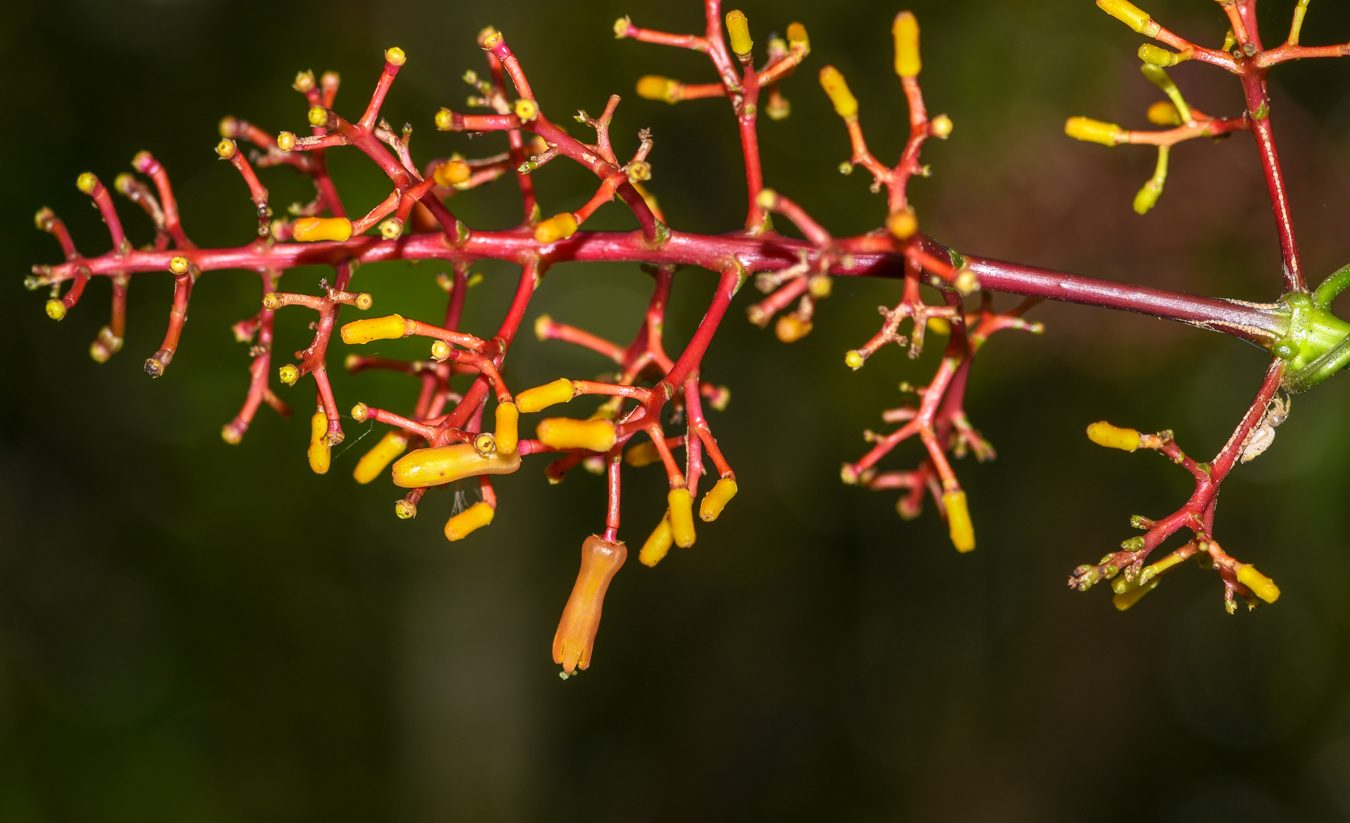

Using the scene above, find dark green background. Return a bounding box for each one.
[3,0,1350,819]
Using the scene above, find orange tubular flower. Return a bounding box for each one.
[553,535,628,674]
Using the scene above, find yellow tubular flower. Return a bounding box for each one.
[786,22,809,52]
[308,412,331,475]
[434,160,472,187]
[818,66,858,119]
[639,514,675,567]
[1065,117,1127,146]
[534,212,579,244]
[391,443,522,488]
[444,502,495,541]
[340,314,407,345]
[516,378,576,413]
[1237,565,1281,604]
[699,478,738,522]
[1096,0,1159,37]
[624,441,661,468]
[636,75,680,103]
[943,491,975,553]
[353,431,409,484]
[495,402,519,454]
[553,535,628,673]
[668,488,696,548]
[292,216,354,242]
[1112,581,1158,611]
[1086,421,1142,452]
[536,418,617,452]
[725,10,752,56]
[892,12,921,78]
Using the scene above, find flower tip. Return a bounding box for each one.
[308,411,332,475]
[433,159,471,187]
[699,477,738,522]
[1237,565,1281,604]
[725,10,753,56]
[818,66,858,119]
[279,364,300,385]
[942,490,975,553]
[775,314,812,343]
[887,209,918,240]
[76,172,98,194]
[536,417,617,453]
[892,11,921,78]
[667,488,696,547]
[445,502,495,541]
[353,431,409,484]
[636,75,680,104]
[786,22,809,52]
[292,216,353,243]
[385,46,407,66]
[1065,116,1126,147]
[45,299,66,321]
[533,212,579,244]
[845,349,865,370]
[276,131,297,152]
[306,106,329,127]
[639,514,674,567]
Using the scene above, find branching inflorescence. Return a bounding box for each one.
[28,0,1350,673]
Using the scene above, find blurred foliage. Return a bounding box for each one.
[2,0,1350,820]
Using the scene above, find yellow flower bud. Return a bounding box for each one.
[930,114,953,139]
[699,478,738,522]
[433,160,472,187]
[553,535,627,673]
[636,75,680,104]
[533,314,553,340]
[624,441,661,468]
[385,46,407,66]
[309,411,331,475]
[307,106,329,127]
[76,172,97,194]
[391,443,522,488]
[943,490,975,553]
[292,71,316,93]
[45,300,66,321]
[1138,43,1184,67]
[1086,421,1142,452]
[434,108,455,131]
[1237,564,1280,604]
[292,216,354,242]
[845,349,865,370]
[1147,101,1183,126]
[277,131,297,152]
[353,431,409,484]
[639,514,674,567]
[495,402,519,454]
[534,212,579,244]
[1112,580,1158,610]
[513,98,538,122]
[536,418,618,453]
[444,502,494,541]
[1065,117,1127,146]
[395,499,417,519]
[725,10,753,56]
[786,22,809,52]
[668,488,696,548]
[215,139,237,159]
[516,378,576,413]
[1096,0,1160,37]
[887,209,918,240]
[279,364,300,385]
[928,316,951,335]
[892,11,921,78]
[775,315,812,343]
[340,314,407,345]
[818,66,858,119]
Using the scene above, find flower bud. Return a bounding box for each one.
[391,443,522,488]
[385,46,407,66]
[668,488,696,548]
[1237,564,1280,604]
[775,315,812,343]
[517,378,576,413]
[699,478,738,522]
[624,441,661,468]
[307,106,329,127]
[1112,581,1158,610]
[513,99,538,122]
[786,22,809,52]
[341,314,407,345]
[930,113,953,139]
[445,502,494,541]
[494,402,519,454]
[536,418,617,452]
[309,411,331,475]
[292,216,354,242]
[534,212,579,244]
[636,75,680,103]
[434,160,472,187]
[277,131,297,152]
[1139,43,1184,67]
[76,172,98,194]
[887,209,918,240]
[845,349,865,370]
[1096,0,1159,36]
[639,514,674,567]
[943,490,975,553]
[279,364,300,385]
[725,10,753,56]
[1065,117,1127,146]
[553,535,627,673]
[1086,421,1142,452]
[819,66,858,119]
[215,139,237,159]
[434,108,455,131]
[1147,101,1183,126]
[892,12,921,78]
[353,431,409,484]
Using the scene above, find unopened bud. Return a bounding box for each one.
[887,209,918,240]
[292,216,354,242]
[845,349,865,370]
[293,70,316,93]
[353,431,409,484]
[536,417,617,452]
[45,299,66,320]
[277,131,297,152]
[930,113,953,139]
[1147,101,1183,126]
[76,172,98,194]
[892,12,921,78]
[445,502,494,542]
[341,314,407,344]
[534,212,579,244]
[943,490,975,553]
[1237,564,1280,604]
[775,314,812,343]
[1086,421,1142,452]
[623,441,661,467]
[279,364,300,384]
[639,514,674,567]
[385,46,407,66]
[215,139,237,159]
[307,106,329,127]
[434,160,472,187]
[1065,116,1127,146]
[636,75,680,104]
[1139,43,1185,66]
[725,10,753,56]
[309,411,332,475]
[819,66,858,119]
[1096,0,1160,37]
[699,477,738,522]
[668,488,696,547]
[513,99,538,122]
[517,378,576,413]
[786,22,809,52]
[392,443,521,488]
[494,402,520,454]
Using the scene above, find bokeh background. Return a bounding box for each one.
[3,0,1350,819]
